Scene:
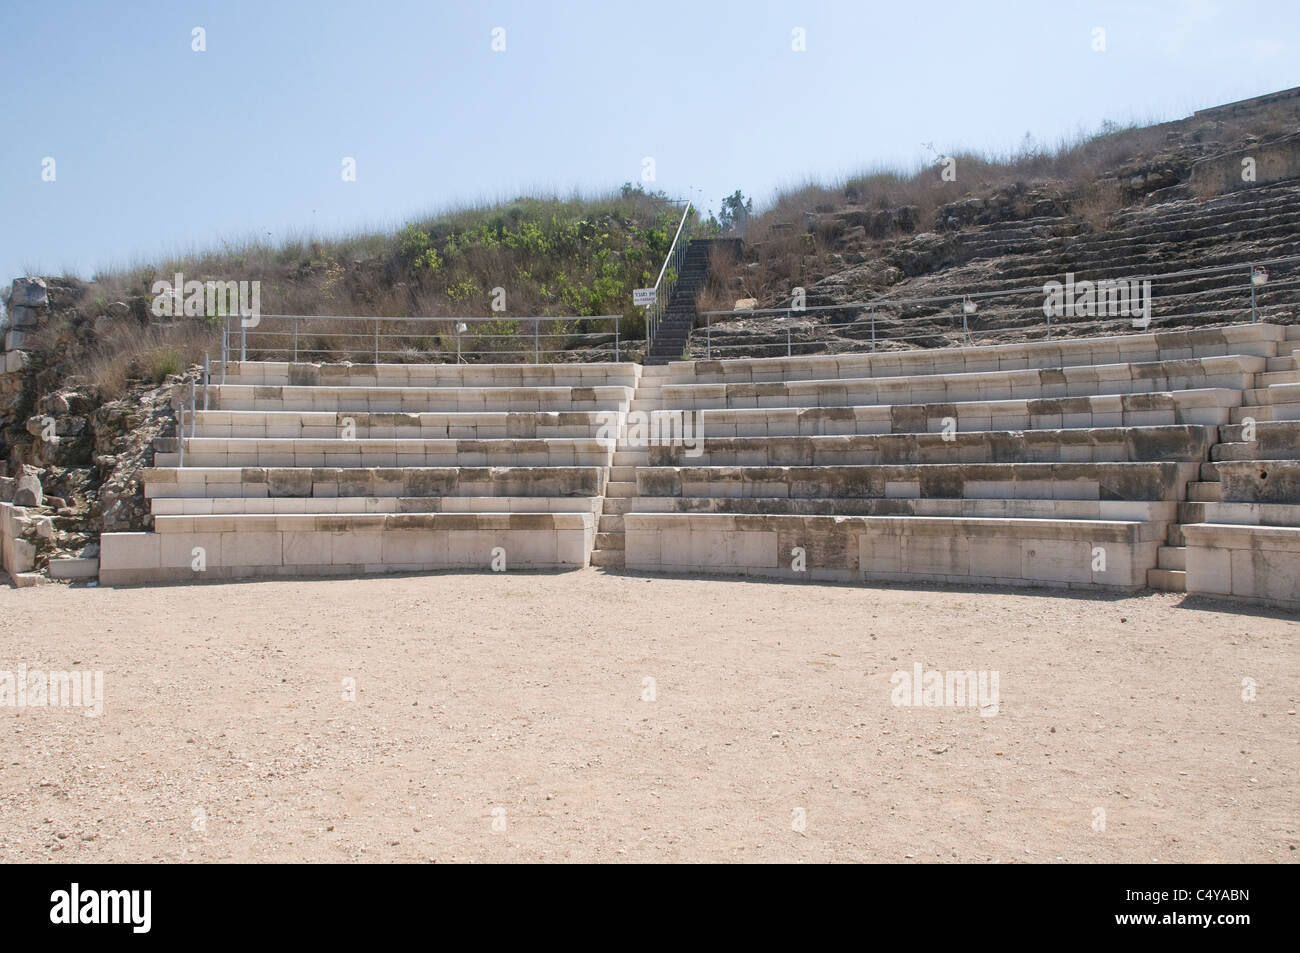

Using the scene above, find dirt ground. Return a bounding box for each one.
[0,569,1296,863]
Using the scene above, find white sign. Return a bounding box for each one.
[633,287,657,307]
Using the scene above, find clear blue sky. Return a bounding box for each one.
[2,0,1297,288]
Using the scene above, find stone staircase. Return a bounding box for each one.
[645,239,732,365]
[618,323,1300,605]
[90,323,1300,609]
[98,361,639,583]
[590,365,670,568]
[1147,324,1300,592]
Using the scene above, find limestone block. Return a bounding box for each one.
[13,468,42,507]
[100,533,162,572]
[9,277,48,309]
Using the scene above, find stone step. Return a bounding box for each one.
[47,556,100,580]
[1199,462,1220,481]
[1188,481,1223,502]
[100,511,597,584]
[1146,568,1187,591]
[605,481,639,498]
[589,548,626,568]
[222,361,638,389]
[1251,382,1300,405]
[1214,420,1300,444]
[688,388,1241,436]
[600,498,636,515]
[661,355,1264,411]
[1287,326,1300,340]
[608,465,639,482]
[668,324,1282,385]
[628,399,661,412]
[594,532,625,550]
[637,461,1199,502]
[141,465,605,500]
[149,510,596,534]
[1211,441,1300,462]
[149,495,602,516]
[1183,522,1300,607]
[207,383,634,413]
[1157,545,1187,570]
[620,496,1175,521]
[1214,460,1300,502]
[598,514,624,532]
[1229,403,1300,422]
[645,425,1213,467]
[1256,370,1300,387]
[162,437,614,469]
[612,450,649,465]
[624,512,1164,588]
[190,409,618,440]
[1197,501,1300,528]
[1264,356,1299,371]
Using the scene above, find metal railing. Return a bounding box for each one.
[219,313,622,376]
[645,201,693,349]
[698,254,1300,358]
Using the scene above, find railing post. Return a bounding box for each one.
[870,308,876,351]
[374,319,380,363]
[203,353,210,411]
[706,313,711,359]
[1250,266,1257,323]
[614,316,620,363]
[293,317,299,362]
[787,310,792,357]
[535,317,540,364]
[190,379,197,439]
[240,318,246,362]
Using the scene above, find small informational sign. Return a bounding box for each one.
[633,288,657,307]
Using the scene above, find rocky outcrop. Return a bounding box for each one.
[699,90,1300,359]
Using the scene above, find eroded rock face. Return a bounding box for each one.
[89,381,179,533]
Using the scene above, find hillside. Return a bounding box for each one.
[698,87,1300,356]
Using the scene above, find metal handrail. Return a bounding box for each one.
[219,313,622,367]
[646,202,692,348]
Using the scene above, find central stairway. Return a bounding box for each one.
[645,238,733,365]
[589,365,670,567]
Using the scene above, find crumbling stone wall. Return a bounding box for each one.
[1,276,189,578]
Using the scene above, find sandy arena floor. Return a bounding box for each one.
[0,569,1296,863]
